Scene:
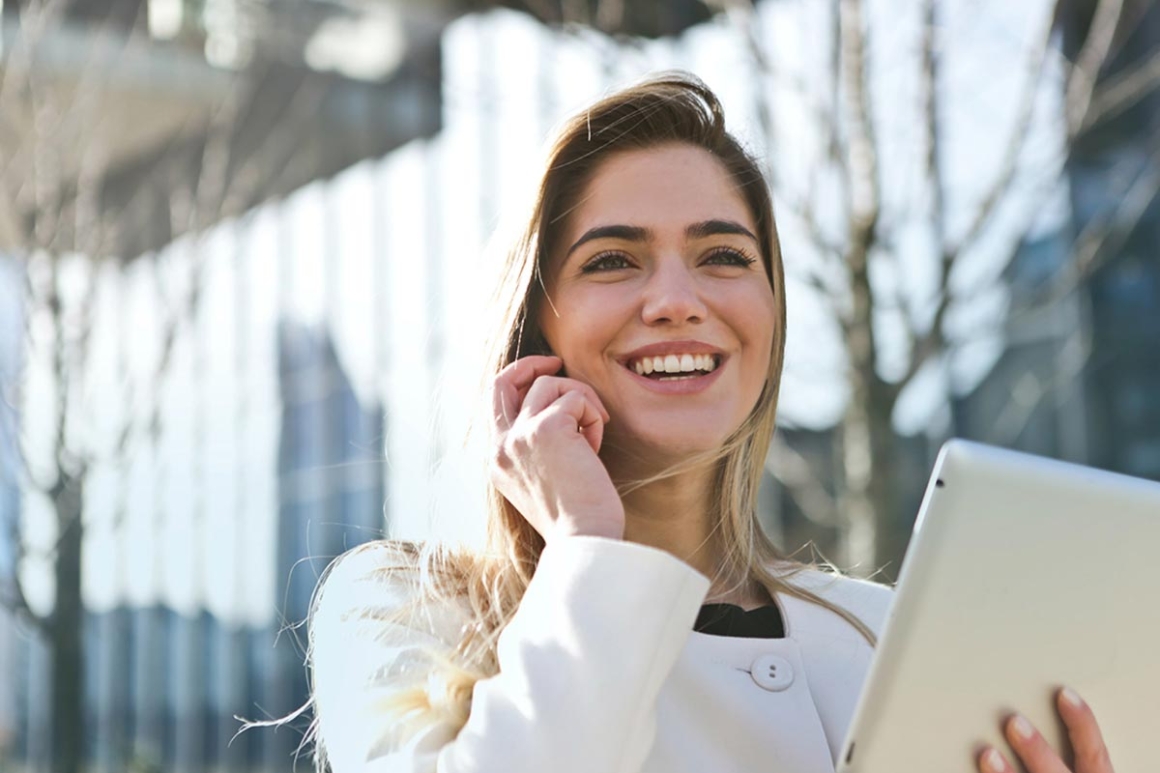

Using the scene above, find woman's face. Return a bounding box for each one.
[538,143,778,466]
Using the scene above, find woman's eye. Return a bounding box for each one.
[580,252,633,273]
[704,248,758,268]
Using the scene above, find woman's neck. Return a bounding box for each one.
[611,461,769,609]
[616,464,721,580]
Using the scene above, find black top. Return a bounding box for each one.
[694,603,785,639]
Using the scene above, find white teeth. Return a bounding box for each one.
[629,353,719,375]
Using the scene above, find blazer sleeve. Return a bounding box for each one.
[312,536,712,773]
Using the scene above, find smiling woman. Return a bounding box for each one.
[305,73,1117,773]
[539,144,777,476]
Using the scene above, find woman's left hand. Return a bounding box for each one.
[979,687,1115,773]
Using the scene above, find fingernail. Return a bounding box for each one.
[984,748,1007,771]
[1062,686,1084,708]
[1012,715,1034,740]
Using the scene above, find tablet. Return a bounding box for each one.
[836,439,1160,773]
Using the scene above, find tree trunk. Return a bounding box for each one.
[839,156,904,578]
[51,474,85,773]
[838,369,906,580]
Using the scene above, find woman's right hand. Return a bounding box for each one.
[978,688,1115,773]
[489,355,625,543]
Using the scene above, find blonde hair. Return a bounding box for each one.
[306,72,877,770]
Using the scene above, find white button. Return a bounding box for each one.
[750,654,794,691]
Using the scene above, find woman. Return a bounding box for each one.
[309,74,1114,773]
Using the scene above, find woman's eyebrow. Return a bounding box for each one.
[564,219,756,259]
[565,224,652,257]
[686,219,757,242]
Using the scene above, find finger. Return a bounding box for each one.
[1002,714,1069,773]
[504,355,565,398]
[979,746,1014,773]
[520,376,609,423]
[1057,687,1114,773]
[491,356,563,429]
[492,378,521,434]
[541,390,606,454]
[578,410,605,455]
[503,354,565,382]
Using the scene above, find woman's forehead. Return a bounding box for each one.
[564,144,754,238]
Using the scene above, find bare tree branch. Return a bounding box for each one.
[825,0,844,188]
[783,258,842,302]
[837,0,883,407]
[894,0,950,391]
[1060,141,1160,284]
[839,0,879,240]
[0,544,51,636]
[717,0,849,314]
[902,0,1154,396]
[97,73,327,497]
[925,134,1160,347]
[950,6,1056,259]
[0,0,69,105]
[61,88,117,457]
[727,0,1155,575]
[778,182,847,264]
[985,332,1091,447]
[205,70,331,223]
[920,0,945,245]
[716,0,844,174]
[1081,48,1160,133]
[1065,0,1126,138]
[1010,135,1160,316]
[765,435,839,527]
[0,461,50,633]
[47,258,71,485]
[191,76,247,233]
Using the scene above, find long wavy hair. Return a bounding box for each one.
[305,72,876,768]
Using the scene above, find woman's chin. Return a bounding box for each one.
[600,427,731,474]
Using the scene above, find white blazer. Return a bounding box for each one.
[312,536,895,773]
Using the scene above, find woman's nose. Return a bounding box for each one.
[640,262,707,325]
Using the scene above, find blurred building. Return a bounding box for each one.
[0,0,443,259]
[2,0,419,766]
[8,319,383,771]
[955,1,1160,481]
[268,319,387,769]
[1067,1,1160,479]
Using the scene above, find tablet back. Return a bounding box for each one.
[836,440,1160,773]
